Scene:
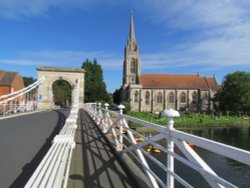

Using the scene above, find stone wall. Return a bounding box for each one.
[130,88,213,112]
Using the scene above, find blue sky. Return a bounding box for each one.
[1,0,250,92]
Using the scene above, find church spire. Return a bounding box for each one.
[129,11,136,44]
[123,12,140,87]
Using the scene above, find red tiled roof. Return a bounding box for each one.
[0,70,18,86]
[139,74,218,91]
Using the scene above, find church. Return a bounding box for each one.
[121,14,219,112]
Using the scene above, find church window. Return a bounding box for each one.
[204,92,208,99]
[130,59,136,74]
[168,92,175,104]
[134,91,139,103]
[192,92,197,104]
[180,92,186,104]
[157,92,163,104]
[145,91,150,105]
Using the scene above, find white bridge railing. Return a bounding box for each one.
[0,76,45,117]
[25,78,80,188]
[84,103,250,188]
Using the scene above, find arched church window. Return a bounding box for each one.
[130,59,136,74]
[192,92,197,104]
[145,91,150,105]
[204,92,208,99]
[168,92,175,104]
[157,92,163,104]
[134,91,139,103]
[180,92,186,104]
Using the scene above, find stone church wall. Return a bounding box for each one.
[130,88,213,112]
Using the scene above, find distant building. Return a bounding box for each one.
[0,70,24,96]
[121,14,219,112]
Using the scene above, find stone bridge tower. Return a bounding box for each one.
[37,66,84,110]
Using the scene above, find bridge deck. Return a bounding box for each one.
[68,110,138,188]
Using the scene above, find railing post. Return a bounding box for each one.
[117,104,125,151]
[94,102,97,120]
[97,103,102,125]
[103,103,110,133]
[163,108,180,188]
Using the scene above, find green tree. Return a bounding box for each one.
[113,88,122,105]
[82,58,111,103]
[218,71,250,113]
[22,77,36,87]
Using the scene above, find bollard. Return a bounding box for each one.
[163,108,180,188]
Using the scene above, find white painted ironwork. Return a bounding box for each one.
[164,108,180,188]
[25,78,80,188]
[0,76,45,117]
[84,103,250,188]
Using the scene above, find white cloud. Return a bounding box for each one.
[0,50,122,70]
[0,0,126,19]
[136,0,250,72]
[1,1,250,73]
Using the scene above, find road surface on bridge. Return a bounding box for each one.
[0,109,69,188]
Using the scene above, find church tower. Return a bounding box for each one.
[123,13,141,87]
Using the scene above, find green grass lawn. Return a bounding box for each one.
[127,111,250,129]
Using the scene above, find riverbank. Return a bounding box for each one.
[127,111,250,132]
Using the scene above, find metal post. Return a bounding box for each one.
[10,101,13,115]
[167,117,174,188]
[98,103,102,125]
[94,103,97,120]
[163,108,180,188]
[3,102,6,116]
[14,99,17,113]
[104,103,110,133]
[117,104,125,151]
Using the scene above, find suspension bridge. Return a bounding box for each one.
[0,67,250,188]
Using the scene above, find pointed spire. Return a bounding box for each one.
[129,10,136,44]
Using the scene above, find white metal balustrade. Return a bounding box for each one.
[0,76,45,117]
[25,78,81,188]
[84,103,250,188]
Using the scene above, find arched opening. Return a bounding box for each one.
[180,92,186,104]
[145,91,150,105]
[168,92,175,104]
[134,90,139,103]
[52,79,72,108]
[192,92,197,104]
[130,59,136,74]
[157,92,163,104]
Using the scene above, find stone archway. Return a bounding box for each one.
[37,66,84,110]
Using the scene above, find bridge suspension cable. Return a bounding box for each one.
[0,76,45,117]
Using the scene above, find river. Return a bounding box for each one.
[148,125,250,187]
